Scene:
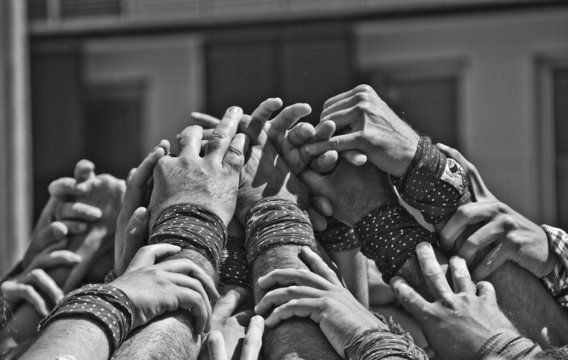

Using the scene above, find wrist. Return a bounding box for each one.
[391,130,419,178]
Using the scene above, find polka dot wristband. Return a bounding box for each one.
[149,204,227,270]
[245,198,316,265]
[39,284,134,353]
[354,202,436,282]
[220,236,250,287]
[315,218,360,252]
[391,136,470,224]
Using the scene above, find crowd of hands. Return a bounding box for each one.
[0,84,560,360]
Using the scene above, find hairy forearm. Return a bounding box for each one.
[253,245,341,360]
[113,249,213,360]
[20,319,109,360]
[397,250,568,347]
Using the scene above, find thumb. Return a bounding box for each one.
[299,169,327,197]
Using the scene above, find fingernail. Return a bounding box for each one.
[228,106,242,114]
[353,154,367,166]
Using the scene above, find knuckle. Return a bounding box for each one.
[355,84,374,93]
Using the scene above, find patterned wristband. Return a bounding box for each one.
[39,284,134,352]
[391,136,470,224]
[354,202,436,282]
[149,204,227,270]
[220,236,250,287]
[315,218,360,252]
[245,198,316,265]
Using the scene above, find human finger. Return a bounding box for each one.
[14,283,50,316]
[270,103,311,135]
[298,169,327,197]
[439,201,502,252]
[54,202,102,222]
[27,249,82,270]
[207,330,228,360]
[390,276,430,322]
[118,207,150,275]
[155,258,220,301]
[263,298,324,328]
[313,120,336,141]
[126,244,182,271]
[170,284,210,334]
[74,159,96,183]
[121,142,169,218]
[322,85,375,111]
[213,287,248,318]
[310,151,339,174]
[308,208,328,232]
[302,132,362,157]
[257,268,332,291]
[456,220,503,265]
[311,196,334,218]
[205,106,243,161]
[247,97,283,143]
[223,133,248,171]
[287,122,316,147]
[168,272,213,332]
[471,242,510,281]
[415,242,453,300]
[322,105,363,131]
[476,281,497,302]
[298,247,343,287]
[240,315,265,360]
[48,177,87,198]
[25,269,65,305]
[321,91,367,119]
[190,112,220,128]
[55,220,88,236]
[254,286,323,315]
[177,125,204,159]
[341,150,367,166]
[449,256,475,295]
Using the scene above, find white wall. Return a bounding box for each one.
[85,35,205,153]
[356,8,568,223]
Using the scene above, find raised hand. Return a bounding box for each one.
[1,241,81,316]
[302,84,419,177]
[114,140,169,276]
[391,242,517,360]
[198,288,264,360]
[255,247,384,359]
[436,144,555,280]
[110,243,219,332]
[149,107,247,227]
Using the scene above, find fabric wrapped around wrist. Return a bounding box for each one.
[245,198,316,265]
[220,236,250,287]
[315,218,359,252]
[149,204,227,270]
[391,136,470,224]
[345,313,428,360]
[38,284,134,353]
[478,330,542,359]
[354,202,436,283]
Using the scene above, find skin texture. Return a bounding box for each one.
[328,248,369,307]
[392,242,519,360]
[255,247,384,359]
[198,288,264,360]
[19,243,213,360]
[0,161,124,346]
[116,107,246,360]
[252,245,341,360]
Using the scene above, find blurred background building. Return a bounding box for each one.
[1,0,567,271]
